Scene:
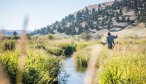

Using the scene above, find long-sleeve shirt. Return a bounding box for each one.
[107,35,117,44]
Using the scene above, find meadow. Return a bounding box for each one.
[0,34,76,84]
[0,33,146,84]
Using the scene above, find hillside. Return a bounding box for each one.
[93,23,146,38]
[31,0,146,36]
[115,23,146,38]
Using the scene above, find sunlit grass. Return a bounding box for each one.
[1,34,146,84]
[97,44,146,84]
[74,47,92,72]
[0,48,62,84]
[116,37,146,45]
[75,41,96,51]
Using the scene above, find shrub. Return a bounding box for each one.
[0,51,18,83]
[26,34,31,40]
[80,31,92,41]
[35,44,46,49]
[47,47,64,56]
[4,36,12,40]
[48,34,54,40]
[12,36,19,40]
[59,44,76,56]
[2,40,16,51]
[34,43,64,56]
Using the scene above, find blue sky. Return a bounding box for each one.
[0,0,113,31]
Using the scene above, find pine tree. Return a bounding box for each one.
[116,16,120,22]
[107,17,113,30]
[13,31,17,36]
[119,8,123,16]
[92,8,96,14]
[85,7,89,14]
[133,0,138,15]
[98,4,101,12]
[78,25,83,34]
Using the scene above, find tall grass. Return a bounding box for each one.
[116,37,146,45]
[74,46,93,72]
[75,41,96,51]
[29,39,75,57]
[0,29,11,84]
[97,44,146,84]
[0,49,61,84]
[2,40,16,51]
[59,43,76,56]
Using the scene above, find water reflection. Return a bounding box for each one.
[59,57,86,84]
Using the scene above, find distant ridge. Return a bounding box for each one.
[4,30,31,36]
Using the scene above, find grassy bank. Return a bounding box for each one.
[0,48,61,84]
[97,44,146,84]
[0,36,77,84]
[73,41,97,72]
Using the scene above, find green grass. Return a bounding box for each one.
[1,40,16,51]
[0,49,61,84]
[97,45,146,84]
[2,35,146,84]
[74,47,92,72]
[75,41,96,51]
[29,37,76,57]
[59,43,76,56]
[73,41,97,72]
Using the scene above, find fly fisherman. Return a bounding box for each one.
[107,32,117,49]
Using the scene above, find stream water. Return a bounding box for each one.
[59,57,86,84]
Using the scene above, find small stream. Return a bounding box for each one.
[59,57,86,84]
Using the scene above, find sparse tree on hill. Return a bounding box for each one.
[92,8,96,14]
[107,17,113,30]
[116,16,120,22]
[119,8,123,16]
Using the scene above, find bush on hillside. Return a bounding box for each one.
[48,34,55,40]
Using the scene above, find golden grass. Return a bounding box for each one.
[96,43,146,84]
[16,33,27,84]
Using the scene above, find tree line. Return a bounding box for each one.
[31,0,146,35]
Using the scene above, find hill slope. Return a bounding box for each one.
[115,23,146,38]
[94,23,146,38]
[31,0,146,36]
